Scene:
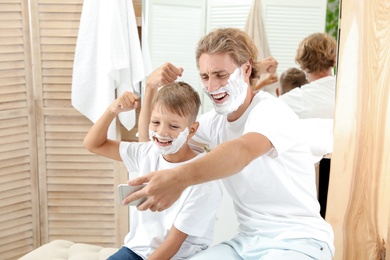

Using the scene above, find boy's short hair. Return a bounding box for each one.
[279,67,309,95]
[151,81,201,123]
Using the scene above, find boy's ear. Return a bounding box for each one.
[188,122,199,138]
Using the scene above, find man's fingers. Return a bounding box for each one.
[136,198,168,212]
[267,65,277,74]
[162,69,180,83]
[136,197,155,211]
[128,176,150,186]
[178,67,184,76]
[122,189,146,206]
[160,63,184,83]
[164,62,183,76]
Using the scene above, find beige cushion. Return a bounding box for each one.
[19,240,119,260]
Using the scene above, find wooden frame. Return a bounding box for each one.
[326,0,390,259]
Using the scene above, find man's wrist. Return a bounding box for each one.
[145,81,159,91]
[106,107,119,117]
[176,163,196,188]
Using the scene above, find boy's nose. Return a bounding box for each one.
[157,126,170,138]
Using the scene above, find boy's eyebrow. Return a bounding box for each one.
[150,116,184,124]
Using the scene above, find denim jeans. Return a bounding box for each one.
[107,246,143,260]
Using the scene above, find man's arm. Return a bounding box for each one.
[253,73,278,91]
[83,91,140,161]
[147,225,188,260]
[138,62,184,142]
[260,56,278,74]
[125,132,272,211]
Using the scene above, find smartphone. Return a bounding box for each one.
[117,184,147,206]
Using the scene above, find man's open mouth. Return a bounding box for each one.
[211,92,228,101]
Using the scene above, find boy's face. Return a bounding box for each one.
[149,105,191,149]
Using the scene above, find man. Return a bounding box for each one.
[126,28,334,259]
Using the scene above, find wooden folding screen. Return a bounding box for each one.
[0,1,40,259]
[326,0,390,259]
[1,0,142,258]
[29,0,130,247]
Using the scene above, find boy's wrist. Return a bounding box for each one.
[107,107,120,117]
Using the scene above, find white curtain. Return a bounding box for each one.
[244,0,279,95]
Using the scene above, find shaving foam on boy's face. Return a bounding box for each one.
[202,67,248,116]
[149,127,189,155]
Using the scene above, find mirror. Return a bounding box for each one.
[142,0,337,113]
[141,0,340,245]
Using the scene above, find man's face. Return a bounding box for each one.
[198,53,238,105]
[198,52,251,117]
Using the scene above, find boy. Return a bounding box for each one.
[277,67,309,96]
[83,82,222,260]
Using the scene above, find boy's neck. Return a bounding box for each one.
[162,144,198,163]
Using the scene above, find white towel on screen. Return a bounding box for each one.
[71,0,147,138]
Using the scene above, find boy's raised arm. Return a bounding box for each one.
[83,91,140,161]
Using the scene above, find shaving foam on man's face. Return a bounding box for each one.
[149,127,189,155]
[202,67,248,116]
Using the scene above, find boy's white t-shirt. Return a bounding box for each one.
[192,91,335,255]
[279,75,336,119]
[119,142,222,260]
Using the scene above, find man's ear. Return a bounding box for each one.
[242,60,252,76]
[188,121,199,138]
[275,88,280,97]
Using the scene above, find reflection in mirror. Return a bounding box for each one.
[142,0,339,244]
[143,0,332,112]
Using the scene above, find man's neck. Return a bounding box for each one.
[307,68,333,82]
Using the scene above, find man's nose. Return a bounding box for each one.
[207,78,222,93]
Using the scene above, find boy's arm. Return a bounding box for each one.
[138,62,183,142]
[83,91,140,161]
[147,225,188,260]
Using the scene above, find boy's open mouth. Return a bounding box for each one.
[154,137,172,146]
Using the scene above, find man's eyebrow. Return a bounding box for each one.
[199,70,228,76]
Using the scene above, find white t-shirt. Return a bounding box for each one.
[192,91,335,254]
[119,142,222,260]
[279,76,336,119]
